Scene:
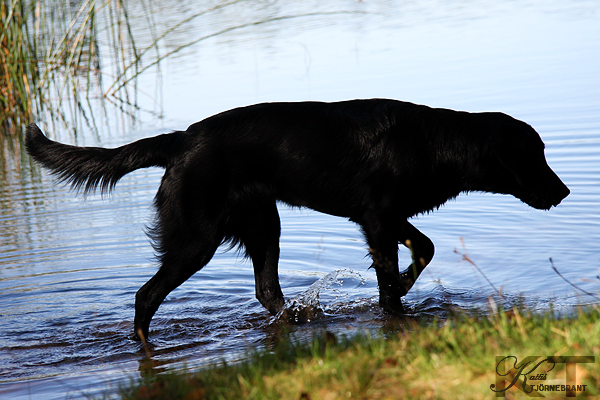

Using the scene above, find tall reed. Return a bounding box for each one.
[1,0,38,134]
[1,0,360,138]
[1,0,147,137]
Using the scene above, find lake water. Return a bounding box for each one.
[1,0,599,398]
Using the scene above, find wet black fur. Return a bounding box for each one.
[25,99,570,339]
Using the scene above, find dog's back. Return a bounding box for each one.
[183,100,453,218]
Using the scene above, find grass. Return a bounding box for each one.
[118,305,600,400]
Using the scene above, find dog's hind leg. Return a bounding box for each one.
[228,200,284,315]
[134,174,227,340]
[396,221,434,297]
[134,236,221,341]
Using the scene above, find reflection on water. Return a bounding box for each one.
[1,0,600,399]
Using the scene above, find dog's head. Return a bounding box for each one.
[480,116,570,210]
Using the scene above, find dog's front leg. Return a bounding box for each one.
[363,218,434,315]
[396,221,434,297]
[362,215,405,314]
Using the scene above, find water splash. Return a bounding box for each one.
[275,269,367,323]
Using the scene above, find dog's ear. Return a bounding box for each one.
[490,123,532,185]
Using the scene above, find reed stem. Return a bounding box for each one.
[1,0,144,137]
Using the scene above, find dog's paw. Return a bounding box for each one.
[379,295,405,316]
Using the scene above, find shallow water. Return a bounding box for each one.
[1,0,600,398]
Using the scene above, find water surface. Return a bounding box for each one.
[1,1,599,398]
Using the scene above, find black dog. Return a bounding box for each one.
[25,99,570,340]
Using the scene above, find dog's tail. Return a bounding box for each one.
[25,123,188,194]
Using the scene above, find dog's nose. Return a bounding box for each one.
[552,183,570,206]
[559,181,570,199]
